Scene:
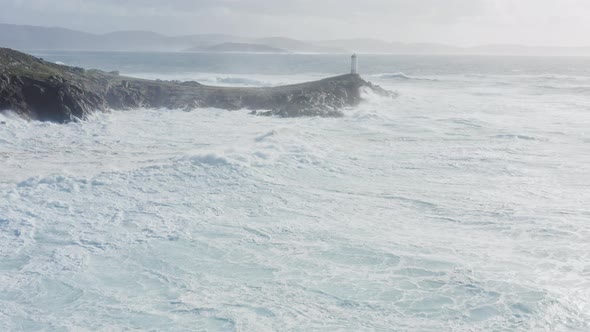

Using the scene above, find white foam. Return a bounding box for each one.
[120,72,328,87]
[1,72,590,330]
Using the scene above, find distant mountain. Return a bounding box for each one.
[317,39,394,53]
[0,24,335,53]
[0,24,99,50]
[470,44,590,56]
[0,24,187,51]
[187,43,288,53]
[174,34,249,47]
[317,39,462,54]
[254,37,345,54]
[0,24,246,51]
[98,31,180,50]
[1,24,589,55]
[317,38,590,56]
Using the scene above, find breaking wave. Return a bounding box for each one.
[214,77,271,86]
[374,72,439,82]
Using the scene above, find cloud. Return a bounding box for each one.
[1,0,589,46]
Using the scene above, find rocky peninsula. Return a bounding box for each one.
[0,48,392,123]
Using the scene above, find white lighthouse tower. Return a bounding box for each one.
[351,54,358,74]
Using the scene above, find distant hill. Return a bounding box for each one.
[0,24,247,52]
[316,38,590,56]
[470,44,590,56]
[317,39,462,54]
[173,34,250,48]
[0,24,99,50]
[187,43,288,53]
[0,24,341,53]
[0,24,188,51]
[99,31,172,49]
[254,37,345,54]
[1,23,589,55]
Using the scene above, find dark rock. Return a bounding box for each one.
[180,81,202,87]
[0,47,395,123]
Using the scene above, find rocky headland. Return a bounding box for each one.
[0,48,393,123]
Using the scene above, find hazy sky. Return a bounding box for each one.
[2,0,589,46]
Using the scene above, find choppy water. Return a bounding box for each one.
[1,52,590,331]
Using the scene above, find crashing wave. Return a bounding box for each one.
[215,77,270,86]
[375,72,438,82]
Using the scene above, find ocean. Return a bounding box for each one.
[1,52,589,331]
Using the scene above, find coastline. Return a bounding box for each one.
[0,48,393,123]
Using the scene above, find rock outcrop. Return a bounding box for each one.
[0,48,394,123]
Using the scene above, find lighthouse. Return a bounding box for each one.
[351,54,358,74]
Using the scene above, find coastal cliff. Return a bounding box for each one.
[0,48,392,122]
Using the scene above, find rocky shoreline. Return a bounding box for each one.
[0,48,393,123]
